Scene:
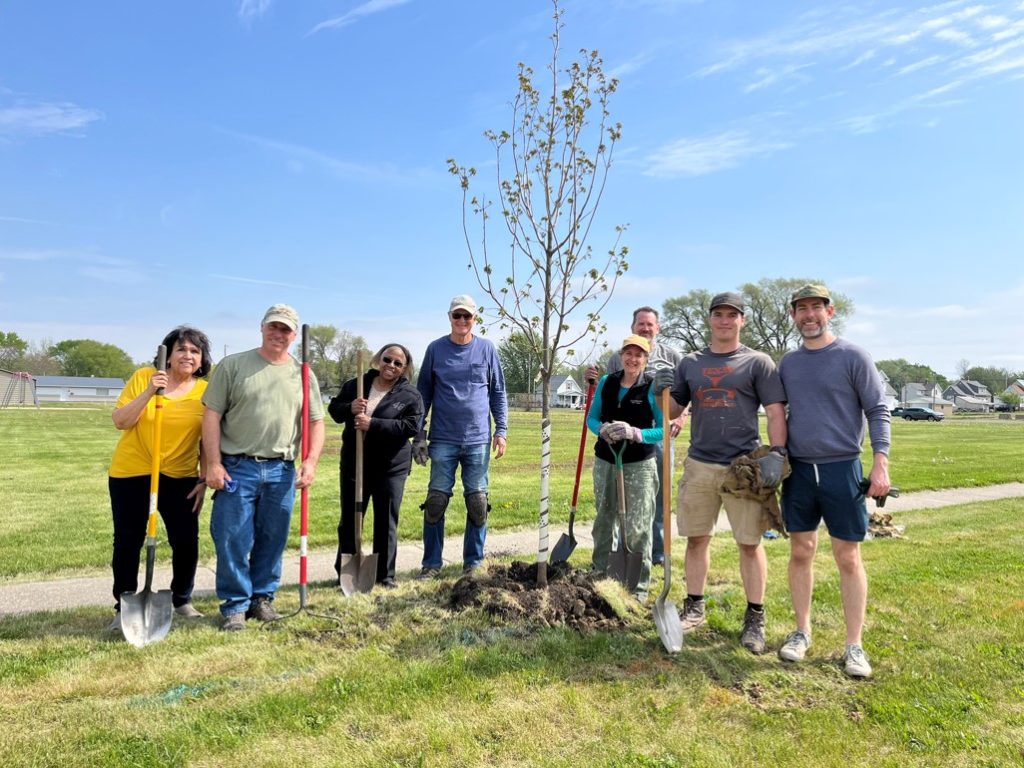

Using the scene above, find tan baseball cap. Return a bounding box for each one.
[449,294,478,314]
[261,303,299,331]
[620,334,651,354]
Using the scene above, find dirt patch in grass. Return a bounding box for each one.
[448,560,627,632]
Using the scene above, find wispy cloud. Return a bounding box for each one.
[0,215,59,226]
[225,128,441,185]
[238,0,271,25]
[209,273,313,290]
[0,101,103,136]
[643,130,792,177]
[307,0,412,36]
[896,54,944,75]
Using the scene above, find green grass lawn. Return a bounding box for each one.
[0,405,1021,579]
[0,497,1022,767]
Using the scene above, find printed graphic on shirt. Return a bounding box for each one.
[695,365,737,409]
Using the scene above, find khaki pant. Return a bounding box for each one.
[592,456,658,594]
[677,456,765,546]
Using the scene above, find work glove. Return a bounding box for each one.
[857,478,901,508]
[605,420,637,443]
[652,369,675,396]
[625,425,644,443]
[412,430,429,466]
[599,422,621,443]
[757,449,785,488]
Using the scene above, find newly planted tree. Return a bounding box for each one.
[447,0,627,585]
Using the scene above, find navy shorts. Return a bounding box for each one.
[781,458,868,542]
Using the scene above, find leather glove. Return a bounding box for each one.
[757,449,785,488]
[652,368,675,396]
[412,430,429,466]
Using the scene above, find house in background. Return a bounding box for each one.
[943,379,995,412]
[877,369,899,411]
[35,375,125,404]
[1002,379,1024,400]
[535,374,584,408]
[901,382,954,417]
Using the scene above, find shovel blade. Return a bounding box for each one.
[653,596,684,653]
[338,553,378,596]
[607,549,627,585]
[120,588,173,648]
[625,553,644,593]
[549,531,577,565]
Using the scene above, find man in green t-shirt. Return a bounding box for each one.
[202,304,324,631]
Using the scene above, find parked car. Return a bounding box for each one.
[895,406,944,421]
[993,402,1019,412]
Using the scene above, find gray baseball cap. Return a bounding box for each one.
[709,291,746,314]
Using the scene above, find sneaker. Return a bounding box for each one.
[779,629,811,662]
[679,597,706,633]
[380,578,398,589]
[174,603,203,619]
[843,643,873,678]
[246,598,281,623]
[418,567,441,580]
[221,612,246,632]
[740,607,767,655]
[107,612,122,633]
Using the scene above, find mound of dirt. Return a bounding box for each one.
[448,560,627,632]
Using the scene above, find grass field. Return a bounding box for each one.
[0,405,1021,580]
[0,497,1022,767]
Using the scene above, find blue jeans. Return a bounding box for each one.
[210,455,295,617]
[423,442,490,570]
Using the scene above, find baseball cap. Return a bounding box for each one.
[790,284,831,306]
[261,303,299,331]
[620,334,651,354]
[449,294,478,314]
[709,291,746,314]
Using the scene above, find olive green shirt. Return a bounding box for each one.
[203,349,323,461]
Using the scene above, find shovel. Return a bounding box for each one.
[121,345,174,648]
[652,387,683,653]
[550,380,596,565]
[339,350,378,595]
[606,441,643,592]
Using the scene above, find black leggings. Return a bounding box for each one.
[335,465,409,582]
[108,474,200,610]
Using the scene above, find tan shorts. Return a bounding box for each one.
[676,456,765,546]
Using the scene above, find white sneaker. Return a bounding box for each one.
[843,643,873,678]
[107,612,122,634]
[174,603,203,619]
[778,629,811,662]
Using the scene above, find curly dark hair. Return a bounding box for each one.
[156,326,213,378]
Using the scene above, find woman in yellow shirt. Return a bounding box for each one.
[107,326,212,631]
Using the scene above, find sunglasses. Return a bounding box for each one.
[381,355,406,369]
[450,312,473,320]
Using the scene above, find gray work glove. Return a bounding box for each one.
[652,369,675,396]
[604,420,636,443]
[599,421,621,443]
[412,430,429,466]
[757,449,785,488]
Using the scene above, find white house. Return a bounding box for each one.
[35,375,125,403]
[877,369,899,411]
[535,374,584,408]
[901,382,954,416]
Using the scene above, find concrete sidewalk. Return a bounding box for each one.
[2,482,1022,616]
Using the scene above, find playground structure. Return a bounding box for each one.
[0,371,38,408]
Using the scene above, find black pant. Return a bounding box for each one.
[109,474,200,610]
[335,463,408,582]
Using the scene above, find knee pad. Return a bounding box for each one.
[421,491,450,524]
[466,492,490,527]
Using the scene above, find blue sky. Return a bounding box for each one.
[1,0,1022,379]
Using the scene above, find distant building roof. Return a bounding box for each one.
[35,376,126,388]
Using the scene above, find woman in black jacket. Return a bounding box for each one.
[329,343,423,587]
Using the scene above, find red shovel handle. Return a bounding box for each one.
[571,380,597,507]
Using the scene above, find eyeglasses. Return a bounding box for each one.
[450,312,473,321]
[381,355,405,369]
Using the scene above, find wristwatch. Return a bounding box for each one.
[769,445,787,456]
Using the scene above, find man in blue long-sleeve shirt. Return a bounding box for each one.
[777,284,891,679]
[413,295,508,577]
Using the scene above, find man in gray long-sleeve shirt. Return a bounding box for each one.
[777,284,891,679]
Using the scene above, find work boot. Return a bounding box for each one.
[779,629,811,662]
[679,597,706,633]
[843,644,873,678]
[107,612,122,634]
[174,603,203,619]
[740,607,767,655]
[246,598,281,622]
[417,566,441,580]
[221,613,246,632]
